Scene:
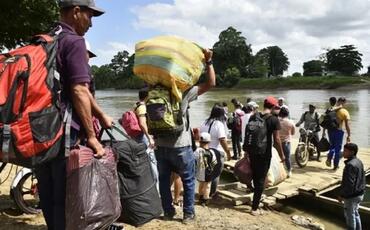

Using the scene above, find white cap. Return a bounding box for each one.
[278,97,285,101]
[247,101,259,109]
[85,40,97,58]
[200,132,211,143]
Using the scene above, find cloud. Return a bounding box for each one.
[132,0,370,73]
[90,41,134,66]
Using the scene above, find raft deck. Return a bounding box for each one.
[220,140,370,207]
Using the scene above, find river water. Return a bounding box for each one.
[96,88,370,148]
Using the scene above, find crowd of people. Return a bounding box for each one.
[28,1,366,230]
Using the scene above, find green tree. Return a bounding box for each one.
[0,0,59,51]
[326,45,363,75]
[249,52,269,78]
[109,51,130,75]
[92,64,116,89]
[292,72,302,77]
[223,67,241,87]
[213,26,253,79]
[303,60,325,76]
[256,46,289,77]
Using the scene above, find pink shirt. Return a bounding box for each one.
[279,117,295,143]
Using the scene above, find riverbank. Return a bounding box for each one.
[235,76,370,89]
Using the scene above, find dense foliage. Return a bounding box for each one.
[0,0,59,51]
[303,60,325,76]
[325,45,363,75]
[255,46,290,77]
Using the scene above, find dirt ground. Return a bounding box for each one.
[0,196,305,230]
[0,164,304,230]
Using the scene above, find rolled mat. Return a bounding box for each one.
[134,36,204,101]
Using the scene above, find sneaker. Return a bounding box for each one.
[182,213,196,224]
[250,209,264,216]
[199,197,209,207]
[163,210,176,221]
[288,171,292,178]
[333,166,340,171]
[326,159,331,167]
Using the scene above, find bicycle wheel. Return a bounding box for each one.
[11,172,41,214]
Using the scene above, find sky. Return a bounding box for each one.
[87,0,370,74]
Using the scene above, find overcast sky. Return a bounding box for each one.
[88,0,370,74]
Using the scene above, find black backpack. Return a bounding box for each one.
[200,148,223,182]
[243,113,271,155]
[320,109,339,130]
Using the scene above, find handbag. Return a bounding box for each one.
[317,133,330,152]
[234,154,252,185]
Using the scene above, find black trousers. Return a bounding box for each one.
[249,153,271,210]
[35,151,66,230]
[231,131,242,158]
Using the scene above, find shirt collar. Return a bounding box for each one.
[57,21,78,35]
[344,155,356,164]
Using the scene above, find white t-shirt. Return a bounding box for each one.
[200,120,226,152]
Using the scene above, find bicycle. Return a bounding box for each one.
[0,161,40,214]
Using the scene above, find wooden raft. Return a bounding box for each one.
[219,142,370,207]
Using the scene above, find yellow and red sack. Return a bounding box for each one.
[134,36,205,101]
[0,33,63,167]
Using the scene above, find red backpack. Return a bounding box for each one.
[119,103,143,138]
[0,31,64,167]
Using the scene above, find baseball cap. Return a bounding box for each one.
[200,132,211,143]
[278,97,285,101]
[58,0,105,17]
[264,96,279,107]
[247,101,259,109]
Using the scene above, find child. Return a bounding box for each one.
[194,132,222,206]
[338,143,366,230]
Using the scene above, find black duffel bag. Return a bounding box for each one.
[317,135,330,152]
[103,126,162,227]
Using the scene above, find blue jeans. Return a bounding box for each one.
[282,142,291,171]
[155,146,195,215]
[327,129,344,167]
[344,195,363,230]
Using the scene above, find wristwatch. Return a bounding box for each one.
[206,60,213,66]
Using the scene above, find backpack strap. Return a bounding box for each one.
[63,104,73,158]
[208,120,215,133]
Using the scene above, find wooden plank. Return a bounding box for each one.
[272,193,286,200]
[262,196,277,206]
[218,190,253,206]
[217,182,240,190]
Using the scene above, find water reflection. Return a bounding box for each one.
[96,88,370,148]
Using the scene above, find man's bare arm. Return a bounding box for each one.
[71,83,105,156]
